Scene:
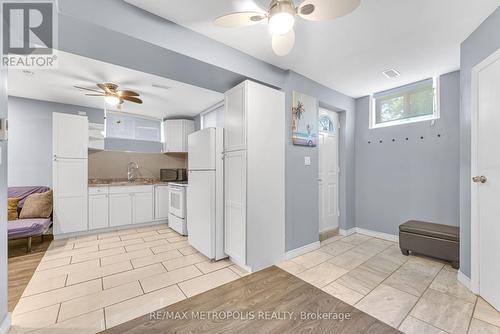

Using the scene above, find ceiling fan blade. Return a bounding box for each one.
[117,90,140,97]
[74,86,103,94]
[214,11,267,28]
[298,0,360,21]
[97,83,119,93]
[122,96,143,104]
[272,29,295,56]
[85,94,105,96]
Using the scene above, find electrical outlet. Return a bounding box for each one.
[304,156,311,166]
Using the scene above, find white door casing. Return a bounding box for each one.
[318,109,340,233]
[471,47,500,310]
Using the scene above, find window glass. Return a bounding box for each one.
[201,103,224,129]
[106,111,161,142]
[371,78,438,128]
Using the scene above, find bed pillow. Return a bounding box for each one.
[8,198,21,221]
[19,190,53,219]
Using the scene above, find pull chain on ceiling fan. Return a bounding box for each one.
[214,0,361,56]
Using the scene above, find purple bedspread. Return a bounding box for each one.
[8,186,51,208]
[7,186,52,239]
[8,218,52,239]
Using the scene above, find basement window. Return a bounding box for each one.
[369,77,439,128]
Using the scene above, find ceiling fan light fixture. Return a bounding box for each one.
[268,1,295,35]
[104,95,121,106]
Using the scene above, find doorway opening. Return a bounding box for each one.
[318,107,340,241]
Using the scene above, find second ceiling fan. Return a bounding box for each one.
[214,0,360,56]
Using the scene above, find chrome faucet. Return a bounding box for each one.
[127,162,139,182]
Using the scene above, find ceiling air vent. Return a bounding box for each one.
[382,68,401,79]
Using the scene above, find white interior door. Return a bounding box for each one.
[476,51,500,311]
[318,109,339,233]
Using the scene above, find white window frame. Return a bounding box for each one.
[369,77,440,129]
[200,101,224,129]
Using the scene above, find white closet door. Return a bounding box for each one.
[224,150,246,265]
[224,84,246,152]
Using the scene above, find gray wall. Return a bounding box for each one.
[459,7,500,278]
[7,96,163,187]
[283,71,356,251]
[354,71,460,235]
[55,0,357,253]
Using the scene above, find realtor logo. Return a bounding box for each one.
[2,1,58,68]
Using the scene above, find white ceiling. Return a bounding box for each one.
[125,0,500,97]
[7,51,224,119]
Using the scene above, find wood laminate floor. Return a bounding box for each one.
[8,235,52,311]
[102,266,399,334]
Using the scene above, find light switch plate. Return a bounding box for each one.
[304,156,311,166]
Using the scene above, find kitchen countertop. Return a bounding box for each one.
[88,178,170,187]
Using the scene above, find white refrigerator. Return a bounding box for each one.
[187,127,226,261]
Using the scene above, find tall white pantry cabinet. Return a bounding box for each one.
[223,80,285,272]
[53,113,89,235]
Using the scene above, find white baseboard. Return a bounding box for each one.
[285,241,320,260]
[0,313,11,334]
[54,220,168,240]
[355,227,399,243]
[339,228,356,236]
[457,270,472,291]
[340,227,399,243]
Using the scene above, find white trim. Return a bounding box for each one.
[355,227,399,242]
[340,227,399,242]
[284,241,320,260]
[339,227,356,236]
[369,77,440,129]
[470,46,500,295]
[0,313,11,334]
[339,227,399,242]
[53,220,168,240]
[458,270,473,292]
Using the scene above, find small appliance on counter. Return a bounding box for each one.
[168,181,188,235]
[186,127,226,261]
[160,168,187,182]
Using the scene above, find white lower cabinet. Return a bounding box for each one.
[89,194,109,230]
[154,185,169,220]
[88,185,160,231]
[133,192,153,224]
[109,193,133,227]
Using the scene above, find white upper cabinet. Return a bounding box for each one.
[53,113,88,159]
[163,119,195,153]
[224,84,246,152]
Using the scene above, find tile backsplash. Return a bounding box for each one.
[88,151,187,179]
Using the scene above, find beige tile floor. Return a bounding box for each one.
[278,233,500,334]
[9,223,246,334]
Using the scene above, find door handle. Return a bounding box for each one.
[472,175,487,184]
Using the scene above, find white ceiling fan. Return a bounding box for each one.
[214,0,361,56]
